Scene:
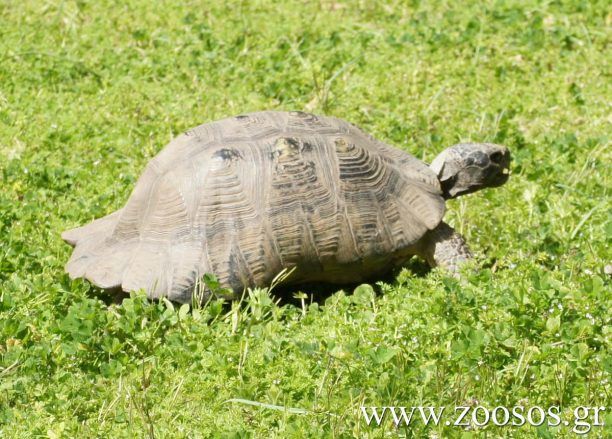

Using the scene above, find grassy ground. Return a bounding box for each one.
[0,0,610,437]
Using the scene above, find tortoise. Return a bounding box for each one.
[63,111,510,303]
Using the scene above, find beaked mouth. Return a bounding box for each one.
[494,167,511,185]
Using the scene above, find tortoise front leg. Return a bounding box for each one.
[419,222,472,273]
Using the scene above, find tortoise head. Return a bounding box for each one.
[430,143,511,199]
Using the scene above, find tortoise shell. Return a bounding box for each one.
[63,111,445,302]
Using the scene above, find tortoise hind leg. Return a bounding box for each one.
[418,222,472,273]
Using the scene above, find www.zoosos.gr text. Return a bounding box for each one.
[360,405,606,434]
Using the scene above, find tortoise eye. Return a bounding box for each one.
[490,151,503,164]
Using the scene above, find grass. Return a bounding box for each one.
[0,0,610,437]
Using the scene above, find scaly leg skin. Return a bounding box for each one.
[419,222,473,274]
